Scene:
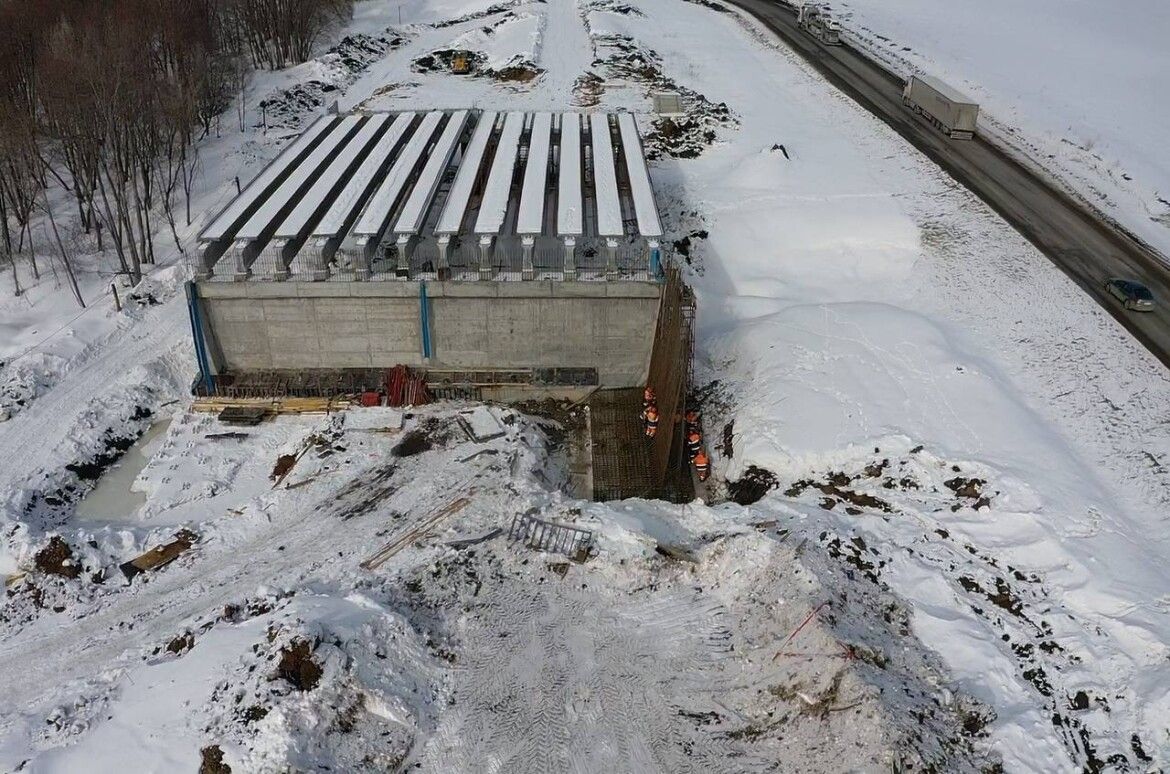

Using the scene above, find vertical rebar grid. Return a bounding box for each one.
[646,265,693,487]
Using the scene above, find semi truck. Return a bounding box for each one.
[797,4,842,45]
[901,75,979,140]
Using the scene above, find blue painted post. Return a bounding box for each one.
[650,246,662,280]
[184,281,215,395]
[419,281,433,360]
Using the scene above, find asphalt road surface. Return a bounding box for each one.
[726,0,1170,369]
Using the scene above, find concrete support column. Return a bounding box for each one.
[305,238,330,282]
[648,239,661,279]
[521,235,535,280]
[354,237,371,281]
[195,243,217,280]
[563,237,576,280]
[395,235,411,279]
[478,235,493,280]
[272,240,291,282]
[604,238,619,281]
[231,240,251,282]
[436,235,451,281]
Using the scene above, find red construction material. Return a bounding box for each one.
[360,391,381,407]
[384,365,432,408]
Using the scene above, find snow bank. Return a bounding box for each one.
[831,0,1170,259]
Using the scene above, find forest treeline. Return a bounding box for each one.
[0,0,350,303]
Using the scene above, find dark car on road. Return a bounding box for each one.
[1104,278,1155,312]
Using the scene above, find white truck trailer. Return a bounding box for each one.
[902,75,979,140]
[797,4,842,45]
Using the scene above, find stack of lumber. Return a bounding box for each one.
[191,396,354,416]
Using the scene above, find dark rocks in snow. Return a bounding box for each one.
[166,632,196,655]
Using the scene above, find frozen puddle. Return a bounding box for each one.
[74,418,172,525]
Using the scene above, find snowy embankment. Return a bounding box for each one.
[0,406,988,771]
[828,0,1170,261]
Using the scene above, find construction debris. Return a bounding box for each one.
[360,495,474,570]
[218,406,268,426]
[120,530,198,580]
[385,365,431,407]
[508,512,594,561]
[457,406,505,442]
[447,528,503,549]
[193,397,353,417]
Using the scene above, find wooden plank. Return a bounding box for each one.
[360,495,473,570]
[120,530,198,579]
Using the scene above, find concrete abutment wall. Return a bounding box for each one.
[196,280,661,387]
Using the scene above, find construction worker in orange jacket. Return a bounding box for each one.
[685,408,699,426]
[644,404,659,438]
[643,386,656,412]
[693,449,710,481]
[686,430,703,460]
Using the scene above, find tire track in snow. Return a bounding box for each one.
[414,568,741,774]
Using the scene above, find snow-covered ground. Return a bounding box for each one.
[2,0,1170,770]
[826,0,1170,262]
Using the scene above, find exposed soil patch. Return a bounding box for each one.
[65,406,153,482]
[276,639,323,692]
[572,72,604,106]
[727,465,778,505]
[672,229,709,264]
[259,31,407,129]
[413,48,487,74]
[720,419,734,457]
[34,536,82,580]
[431,2,517,28]
[414,46,541,83]
[270,453,299,481]
[393,429,433,457]
[590,34,734,160]
[165,632,195,655]
[200,745,231,774]
[945,476,994,511]
[786,473,893,513]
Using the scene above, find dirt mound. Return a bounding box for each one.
[393,429,432,457]
[412,49,487,74]
[200,745,231,774]
[728,465,778,505]
[785,472,894,514]
[589,34,735,160]
[34,536,82,579]
[276,639,323,691]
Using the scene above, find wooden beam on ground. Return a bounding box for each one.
[120,530,198,580]
[360,494,474,571]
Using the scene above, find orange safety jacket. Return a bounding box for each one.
[686,431,703,457]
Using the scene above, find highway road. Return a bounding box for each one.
[726,0,1170,369]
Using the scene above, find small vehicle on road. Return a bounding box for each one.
[1104,278,1155,311]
